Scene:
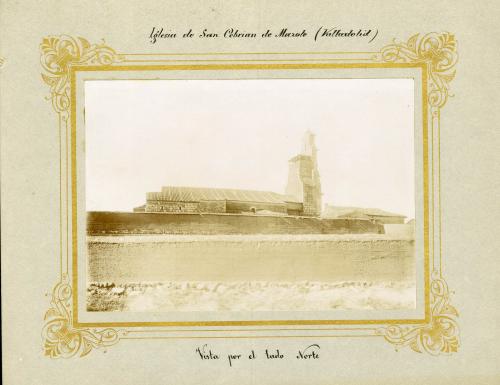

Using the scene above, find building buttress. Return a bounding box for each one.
[285,130,322,216]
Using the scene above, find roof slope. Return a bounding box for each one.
[146,186,300,204]
[323,205,405,218]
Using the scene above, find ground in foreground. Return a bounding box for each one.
[87,280,415,312]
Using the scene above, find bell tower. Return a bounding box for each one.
[285,131,322,216]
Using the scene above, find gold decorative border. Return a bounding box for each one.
[42,275,125,358]
[40,36,124,115]
[376,271,459,354]
[374,32,459,354]
[377,32,457,107]
[40,36,125,358]
[41,33,459,357]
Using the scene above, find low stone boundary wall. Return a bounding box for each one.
[87,211,384,235]
[87,235,414,283]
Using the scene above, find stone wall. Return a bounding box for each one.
[384,223,414,237]
[145,201,199,213]
[87,211,384,235]
[372,215,406,224]
[199,200,226,213]
[225,200,287,214]
[286,154,320,217]
[88,235,414,283]
[302,185,317,216]
[285,201,303,216]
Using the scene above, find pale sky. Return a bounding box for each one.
[85,78,414,218]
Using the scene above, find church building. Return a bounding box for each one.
[133,131,323,217]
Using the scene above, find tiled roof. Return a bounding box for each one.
[323,205,405,218]
[146,186,300,204]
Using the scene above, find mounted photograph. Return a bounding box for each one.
[84,78,416,313]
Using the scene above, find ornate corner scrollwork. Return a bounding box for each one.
[41,36,125,358]
[375,32,460,355]
[377,32,458,108]
[376,272,460,355]
[40,36,124,114]
[42,278,124,358]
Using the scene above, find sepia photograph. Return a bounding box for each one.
[84,78,416,312]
